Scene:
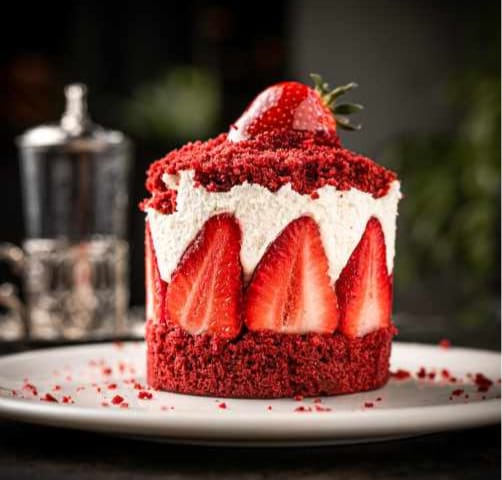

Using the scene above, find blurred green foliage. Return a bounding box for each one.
[384,71,500,299]
[122,66,221,143]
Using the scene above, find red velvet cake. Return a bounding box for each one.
[142,76,401,398]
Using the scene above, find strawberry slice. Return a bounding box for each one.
[165,214,243,339]
[245,216,338,334]
[335,217,392,338]
[228,74,361,142]
[145,222,167,323]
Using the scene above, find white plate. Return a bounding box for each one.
[0,341,499,447]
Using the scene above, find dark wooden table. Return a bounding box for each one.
[0,318,500,480]
[0,420,500,480]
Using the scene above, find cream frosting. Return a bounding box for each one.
[147,170,401,284]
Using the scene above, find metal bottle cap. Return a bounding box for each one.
[60,83,91,136]
[16,83,128,152]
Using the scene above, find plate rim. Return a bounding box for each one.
[0,341,499,443]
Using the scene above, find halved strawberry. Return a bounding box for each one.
[145,222,167,323]
[245,216,338,334]
[165,214,243,339]
[335,217,392,338]
[228,74,361,142]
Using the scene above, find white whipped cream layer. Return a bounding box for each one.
[147,170,401,285]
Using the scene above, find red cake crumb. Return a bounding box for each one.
[441,369,451,379]
[107,384,117,390]
[102,367,113,376]
[294,406,312,412]
[146,320,395,398]
[143,131,397,213]
[111,395,124,405]
[134,382,145,390]
[52,385,62,392]
[62,395,74,404]
[294,395,304,401]
[439,338,451,349]
[428,372,436,380]
[218,402,227,409]
[314,405,332,412]
[474,373,493,392]
[416,367,427,379]
[41,393,58,403]
[120,403,129,409]
[364,402,374,408]
[267,405,272,411]
[451,389,464,396]
[376,397,382,402]
[138,391,153,400]
[390,369,411,380]
[23,383,38,396]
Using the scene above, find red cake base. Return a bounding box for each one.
[146,320,396,398]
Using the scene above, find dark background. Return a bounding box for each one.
[0,0,500,346]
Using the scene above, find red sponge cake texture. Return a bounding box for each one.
[147,320,395,398]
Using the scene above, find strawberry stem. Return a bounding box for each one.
[310,73,362,131]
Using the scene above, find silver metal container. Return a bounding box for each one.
[0,84,132,341]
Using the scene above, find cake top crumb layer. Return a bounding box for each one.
[144,130,397,208]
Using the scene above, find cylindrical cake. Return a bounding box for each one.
[142,79,401,398]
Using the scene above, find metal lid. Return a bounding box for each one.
[16,83,128,151]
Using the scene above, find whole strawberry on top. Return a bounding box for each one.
[228,74,362,142]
